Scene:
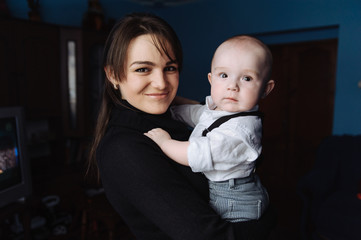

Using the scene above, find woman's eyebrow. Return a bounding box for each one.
[166,60,177,65]
[130,61,155,66]
[130,60,177,66]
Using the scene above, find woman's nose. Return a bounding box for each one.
[152,71,167,89]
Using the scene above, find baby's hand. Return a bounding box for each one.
[144,128,171,147]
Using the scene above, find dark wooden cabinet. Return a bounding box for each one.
[0,19,108,164]
[0,20,16,107]
[82,30,107,135]
[0,19,61,119]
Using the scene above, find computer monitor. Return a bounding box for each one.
[0,107,32,208]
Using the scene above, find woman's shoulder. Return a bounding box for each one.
[100,126,147,153]
[99,125,165,161]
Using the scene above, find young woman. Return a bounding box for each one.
[87,12,276,240]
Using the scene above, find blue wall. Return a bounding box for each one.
[6,0,361,135]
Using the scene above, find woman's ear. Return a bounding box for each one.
[262,79,275,99]
[104,66,119,89]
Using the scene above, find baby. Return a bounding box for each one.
[145,35,275,222]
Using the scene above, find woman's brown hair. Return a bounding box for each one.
[86,12,183,180]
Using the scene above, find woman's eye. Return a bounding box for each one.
[242,76,252,81]
[135,68,149,73]
[220,73,228,78]
[165,66,177,72]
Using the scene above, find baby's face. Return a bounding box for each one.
[208,40,269,112]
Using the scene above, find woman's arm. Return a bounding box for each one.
[98,129,235,240]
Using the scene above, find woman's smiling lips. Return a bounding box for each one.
[145,92,169,99]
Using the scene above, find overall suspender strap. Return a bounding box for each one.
[201,111,264,137]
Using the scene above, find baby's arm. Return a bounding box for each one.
[144,128,190,166]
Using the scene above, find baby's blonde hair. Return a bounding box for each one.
[213,35,273,82]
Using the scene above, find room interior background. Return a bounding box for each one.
[2,0,361,239]
[6,0,361,136]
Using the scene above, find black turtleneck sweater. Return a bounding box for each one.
[97,101,275,240]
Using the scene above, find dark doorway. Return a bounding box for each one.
[258,39,338,239]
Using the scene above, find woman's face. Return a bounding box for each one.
[116,34,179,114]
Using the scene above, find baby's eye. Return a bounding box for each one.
[135,68,149,73]
[242,76,252,81]
[220,73,228,78]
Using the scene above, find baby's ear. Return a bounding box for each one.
[208,73,213,85]
[262,80,275,98]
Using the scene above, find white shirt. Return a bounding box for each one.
[171,96,262,182]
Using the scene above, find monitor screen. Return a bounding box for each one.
[0,117,22,191]
[0,107,32,208]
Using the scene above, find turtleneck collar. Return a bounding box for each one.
[108,100,190,141]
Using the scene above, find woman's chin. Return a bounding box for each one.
[143,103,171,115]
